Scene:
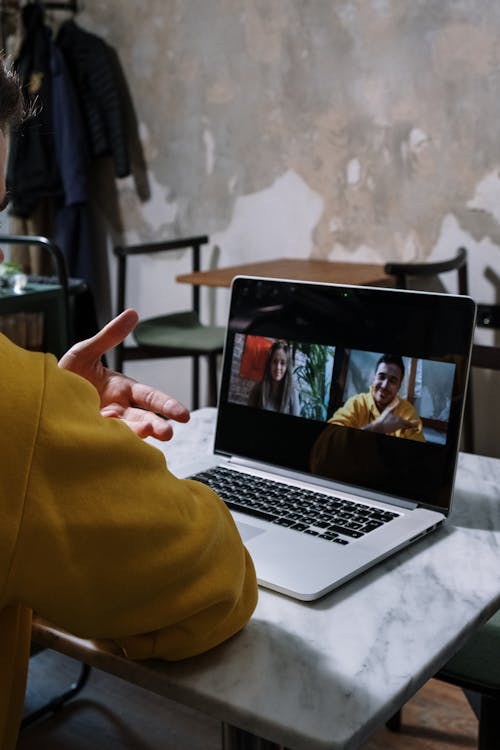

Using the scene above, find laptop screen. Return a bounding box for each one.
[215,277,476,512]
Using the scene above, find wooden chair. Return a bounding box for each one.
[384,246,468,294]
[114,235,225,409]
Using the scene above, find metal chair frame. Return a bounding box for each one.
[0,234,71,354]
[21,660,91,729]
[384,246,469,293]
[114,235,223,409]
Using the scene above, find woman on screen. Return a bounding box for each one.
[248,341,300,416]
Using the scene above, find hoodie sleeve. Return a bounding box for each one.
[3,343,257,661]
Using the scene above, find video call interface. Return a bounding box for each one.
[228,334,456,447]
[216,278,475,511]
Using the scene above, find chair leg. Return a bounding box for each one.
[21,663,91,729]
[478,694,500,750]
[464,688,481,719]
[385,708,402,731]
[222,723,288,749]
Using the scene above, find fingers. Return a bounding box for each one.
[130,382,190,423]
[100,404,176,441]
[384,399,399,414]
[390,416,418,430]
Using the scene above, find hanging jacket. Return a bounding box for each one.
[7,6,96,281]
[56,19,130,178]
[50,40,95,282]
[7,2,62,217]
[50,42,89,207]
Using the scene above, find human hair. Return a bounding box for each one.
[0,55,24,132]
[260,341,295,413]
[375,353,405,382]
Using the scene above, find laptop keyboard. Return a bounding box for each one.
[190,466,400,545]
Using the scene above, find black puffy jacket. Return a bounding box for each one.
[56,19,130,178]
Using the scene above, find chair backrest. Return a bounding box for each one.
[114,235,209,320]
[384,247,468,294]
[462,305,500,453]
[471,342,500,371]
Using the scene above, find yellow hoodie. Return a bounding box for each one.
[0,335,258,748]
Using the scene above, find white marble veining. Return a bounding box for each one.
[147,410,500,750]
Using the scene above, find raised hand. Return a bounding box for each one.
[366,399,418,435]
[58,309,190,440]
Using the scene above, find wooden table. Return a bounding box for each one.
[31,409,500,750]
[177,257,393,288]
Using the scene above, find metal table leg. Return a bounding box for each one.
[222,723,289,750]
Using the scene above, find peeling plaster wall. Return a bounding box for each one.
[79,1,500,452]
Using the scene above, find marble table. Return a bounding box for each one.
[34,409,500,750]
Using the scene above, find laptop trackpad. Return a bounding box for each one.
[237,521,266,543]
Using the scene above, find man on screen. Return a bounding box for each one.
[329,354,425,442]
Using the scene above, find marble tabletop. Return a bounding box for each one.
[145,409,500,749]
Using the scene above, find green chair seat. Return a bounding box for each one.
[387,608,500,745]
[439,610,500,695]
[134,311,225,353]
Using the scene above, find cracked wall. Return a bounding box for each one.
[81,1,500,290]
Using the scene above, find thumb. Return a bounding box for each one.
[89,308,139,353]
[61,309,139,365]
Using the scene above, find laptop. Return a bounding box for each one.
[178,276,476,601]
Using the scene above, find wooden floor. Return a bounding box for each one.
[16,649,478,750]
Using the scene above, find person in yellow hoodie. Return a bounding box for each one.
[329,354,425,442]
[0,60,257,749]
